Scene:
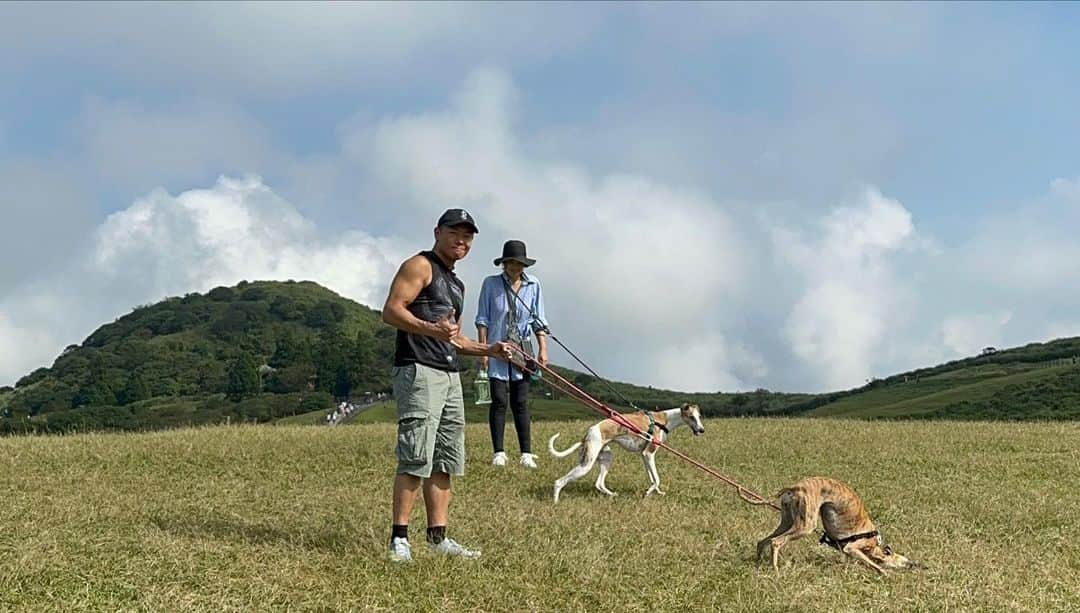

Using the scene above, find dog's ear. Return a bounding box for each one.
[883,545,893,556]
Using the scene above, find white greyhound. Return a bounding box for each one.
[547,404,705,503]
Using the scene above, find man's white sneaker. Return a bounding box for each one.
[429,537,481,559]
[389,537,412,563]
[492,451,508,467]
[520,453,539,469]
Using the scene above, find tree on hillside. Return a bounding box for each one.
[118,371,151,406]
[226,353,260,401]
[74,377,117,408]
[208,286,235,302]
[305,300,346,329]
[346,329,378,392]
[270,333,310,368]
[314,326,350,397]
[269,295,303,321]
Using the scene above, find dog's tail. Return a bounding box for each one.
[547,433,581,458]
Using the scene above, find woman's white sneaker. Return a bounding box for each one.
[491,451,508,467]
[520,453,539,469]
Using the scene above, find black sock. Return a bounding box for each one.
[391,524,408,542]
[426,525,446,545]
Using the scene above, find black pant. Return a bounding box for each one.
[489,378,531,454]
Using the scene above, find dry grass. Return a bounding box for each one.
[1,419,1078,611]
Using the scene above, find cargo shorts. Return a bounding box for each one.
[392,363,466,478]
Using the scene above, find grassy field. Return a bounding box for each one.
[1,419,1078,611]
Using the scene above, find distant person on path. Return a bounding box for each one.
[475,240,549,470]
[381,209,513,564]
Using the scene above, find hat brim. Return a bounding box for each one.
[440,221,479,234]
[494,256,536,267]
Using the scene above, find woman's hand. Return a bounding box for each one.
[538,346,549,367]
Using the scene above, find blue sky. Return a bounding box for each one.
[3,2,1080,392]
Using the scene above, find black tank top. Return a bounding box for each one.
[393,250,465,372]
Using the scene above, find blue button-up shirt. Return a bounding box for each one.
[475,272,548,381]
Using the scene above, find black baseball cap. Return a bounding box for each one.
[437,208,479,234]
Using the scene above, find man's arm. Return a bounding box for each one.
[453,334,512,359]
[381,256,459,343]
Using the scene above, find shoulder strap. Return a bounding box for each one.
[501,274,521,333]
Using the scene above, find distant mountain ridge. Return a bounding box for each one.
[2,280,1079,434]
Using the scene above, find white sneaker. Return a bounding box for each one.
[492,451,508,467]
[389,537,412,563]
[429,537,481,559]
[520,453,539,469]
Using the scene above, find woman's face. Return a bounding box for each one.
[503,261,525,278]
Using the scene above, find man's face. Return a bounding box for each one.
[434,225,475,261]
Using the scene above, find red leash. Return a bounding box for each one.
[508,348,780,512]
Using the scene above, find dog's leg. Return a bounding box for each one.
[593,447,617,497]
[640,452,655,497]
[646,451,664,496]
[762,491,815,572]
[641,450,664,498]
[553,439,602,503]
[757,503,795,562]
[768,535,794,572]
[844,546,887,576]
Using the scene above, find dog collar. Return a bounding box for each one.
[819,530,879,551]
[643,411,669,437]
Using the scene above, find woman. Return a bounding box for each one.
[475,239,549,469]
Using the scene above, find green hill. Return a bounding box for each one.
[802,339,1080,420]
[4,278,1080,435]
[0,280,396,434]
[0,280,814,435]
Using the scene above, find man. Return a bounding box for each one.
[381,208,512,563]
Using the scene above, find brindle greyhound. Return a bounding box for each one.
[548,404,705,503]
[744,477,919,575]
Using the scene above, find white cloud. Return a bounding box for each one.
[777,187,917,390]
[1049,176,1080,200]
[92,175,405,307]
[942,311,1012,357]
[0,175,405,385]
[357,68,751,390]
[652,335,769,393]
[1044,321,1080,343]
[0,3,600,94]
[961,177,1080,292]
[0,310,60,386]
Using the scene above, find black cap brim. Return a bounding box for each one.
[441,221,479,234]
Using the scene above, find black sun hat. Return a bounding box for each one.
[493,239,536,267]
